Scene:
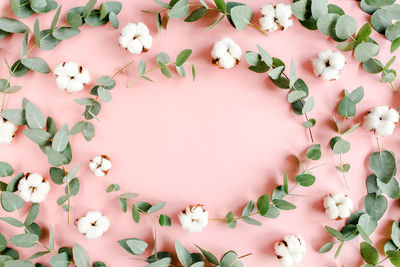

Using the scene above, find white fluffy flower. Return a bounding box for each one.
[211,37,242,69]
[323,193,354,220]
[89,155,112,177]
[312,50,346,81]
[53,62,90,93]
[178,205,208,233]
[77,211,110,239]
[0,116,18,144]
[260,4,293,31]
[17,173,50,203]
[275,235,306,267]
[363,106,399,137]
[119,22,152,55]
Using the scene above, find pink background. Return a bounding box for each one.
[0,0,399,266]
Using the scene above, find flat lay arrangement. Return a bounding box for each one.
[0,0,400,266]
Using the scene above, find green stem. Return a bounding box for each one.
[61,165,71,225]
[278,69,315,143]
[146,213,158,259]
[249,22,267,35]
[15,209,54,253]
[376,136,382,153]
[349,36,397,93]
[128,62,176,88]
[339,152,349,190]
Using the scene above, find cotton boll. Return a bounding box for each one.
[260,4,293,32]
[363,106,399,136]
[53,62,90,93]
[77,211,109,239]
[318,50,333,61]
[323,193,353,220]
[275,4,293,29]
[329,52,346,69]
[312,58,326,76]
[17,173,50,203]
[211,37,241,69]
[119,22,152,55]
[0,116,18,144]
[275,235,306,266]
[219,55,236,69]
[89,155,112,176]
[178,205,208,233]
[312,50,346,81]
[321,67,340,81]
[260,16,278,31]
[127,39,145,55]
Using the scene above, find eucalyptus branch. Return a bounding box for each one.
[330,87,364,189]
[246,45,317,144]
[128,49,195,88]
[143,0,267,35]
[292,0,398,93]
[212,144,322,228]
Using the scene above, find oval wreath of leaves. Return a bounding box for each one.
[0,0,399,267]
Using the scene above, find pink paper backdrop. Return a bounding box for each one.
[0,0,399,266]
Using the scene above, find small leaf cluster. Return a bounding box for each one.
[223,144,321,228]
[381,221,400,266]
[119,238,244,267]
[9,0,58,19]
[1,99,73,166]
[108,187,172,228]
[292,0,398,92]
[330,86,364,176]
[320,150,399,261]
[73,76,116,141]
[0,167,97,267]
[130,49,195,86]
[1,99,82,216]
[146,0,261,34]
[4,0,122,80]
[50,164,80,213]
[358,0,400,53]
[245,45,316,131]
[358,239,400,267]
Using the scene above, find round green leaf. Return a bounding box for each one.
[0,18,28,33]
[362,58,383,74]
[21,57,50,74]
[1,192,24,212]
[364,193,388,220]
[317,13,339,36]
[295,173,316,187]
[360,242,379,265]
[52,27,80,40]
[369,150,396,183]
[354,42,380,62]
[230,4,253,31]
[0,162,13,177]
[335,15,357,40]
[39,29,61,50]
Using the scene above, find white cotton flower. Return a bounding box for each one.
[275,235,306,267]
[260,4,293,32]
[77,211,110,239]
[89,155,112,177]
[363,106,399,137]
[0,116,18,144]
[17,173,50,203]
[53,62,90,93]
[178,205,208,233]
[312,50,346,81]
[323,193,354,220]
[119,22,152,55]
[211,37,242,69]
